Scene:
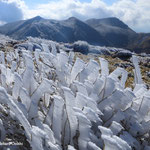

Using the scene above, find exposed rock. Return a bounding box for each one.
[113,50,133,60]
[147,72,150,78]
[73,41,89,54]
[14,42,42,51]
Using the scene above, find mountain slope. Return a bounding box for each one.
[0,16,71,42]
[85,17,137,48]
[0,16,150,53]
[0,16,110,46]
[128,33,150,53]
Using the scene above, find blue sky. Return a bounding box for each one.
[24,0,118,8]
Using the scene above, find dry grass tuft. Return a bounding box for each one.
[75,52,150,89]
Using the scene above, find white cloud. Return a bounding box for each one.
[23,0,113,20]
[0,0,150,33]
[23,0,150,32]
[0,0,25,23]
[110,0,150,32]
[0,21,6,26]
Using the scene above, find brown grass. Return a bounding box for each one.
[75,52,150,89]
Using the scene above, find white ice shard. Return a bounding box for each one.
[74,108,91,150]
[87,141,102,150]
[12,73,22,100]
[50,42,57,56]
[80,59,99,83]
[109,121,124,135]
[99,58,109,76]
[109,67,128,88]
[28,78,54,120]
[62,87,78,144]
[71,58,85,82]
[0,119,5,141]
[52,95,64,145]
[99,126,131,150]
[132,55,143,84]
[41,43,50,53]
[0,86,32,139]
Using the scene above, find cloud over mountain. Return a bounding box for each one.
[0,0,24,24]
[0,0,150,32]
[24,0,150,33]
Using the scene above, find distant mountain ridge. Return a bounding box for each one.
[0,16,110,46]
[86,17,129,29]
[0,16,149,53]
[85,17,137,48]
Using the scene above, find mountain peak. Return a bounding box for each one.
[32,16,43,21]
[86,17,129,29]
[63,17,82,25]
[68,17,78,20]
[99,17,129,29]
[67,17,80,22]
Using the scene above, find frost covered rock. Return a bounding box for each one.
[14,42,42,51]
[73,41,89,54]
[113,50,133,60]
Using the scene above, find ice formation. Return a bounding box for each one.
[0,36,150,150]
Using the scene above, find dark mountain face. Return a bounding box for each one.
[0,16,110,46]
[85,17,137,48]
[60,17,110,46]
[0,16,68,42]
[127,33,150,53]
[86,17,129,29]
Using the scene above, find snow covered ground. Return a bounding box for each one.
[0,35,150,150]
